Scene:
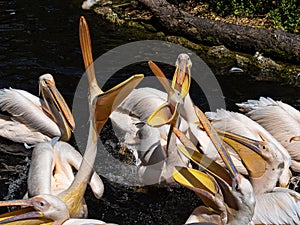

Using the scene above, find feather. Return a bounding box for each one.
[0,88,61,138]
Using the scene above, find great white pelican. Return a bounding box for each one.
[0,73,75,144]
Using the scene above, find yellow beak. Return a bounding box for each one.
[171,54,191,98]
[194,105,238,178]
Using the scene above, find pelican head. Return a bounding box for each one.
[172,53,192,98]
[39,74,75,141]
[147,53,191,128]
[0,195,69,224]
[231,174,255,207]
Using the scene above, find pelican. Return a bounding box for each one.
[0,73,75,144]
[176,106,300,225]
[237,97,300,171]
[0,16,143,224]
[52,14,141,218]
[173,105,255,225]
[110,54,193,185]
[205,109,291,194]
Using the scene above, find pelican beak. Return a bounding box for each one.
[148,61,172,94]
[147,102,179,127]
[79,16,103,100]
[147,55,191,128]
[173,166,222,213]
[219,130,266,179]
[0,199,44,223]
[173,167,217,197]
[171,54,191,98]
[79,17,144,134]
[93,74,144,133]
[194,106,238,178]
[148,54,191,98]
[219,130,263,154]
[172,126,232,185]
[173,125,239,211]
[290,136,300,142]
[39,74,75,141]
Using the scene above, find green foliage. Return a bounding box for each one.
[204,0,299,33]
[268,0,300,33]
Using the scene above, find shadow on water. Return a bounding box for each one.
[0,0,300,224]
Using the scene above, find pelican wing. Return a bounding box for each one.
[238,97,300,170]
[0,114,50,144]
[136,122,166,165]
[113,87,167,122]
[253,188,300,225]
[0,88,61,138]
[13,89,42,107]
[238,97,300,123]
[238,99,300,140]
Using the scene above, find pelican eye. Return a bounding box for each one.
[36,200,48,209]
[235,183,240,192]
[45,80,51,86]
[44,79,55,87]
[40,201,45,207]
[233,177,241,191]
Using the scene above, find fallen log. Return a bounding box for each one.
[139,0,300,63]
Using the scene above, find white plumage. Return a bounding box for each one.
[238,97,300,171]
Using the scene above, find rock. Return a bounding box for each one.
[94,6,124,24]
[207,45,233,58]
[253,52,282,69]
[166,36,203,51]
[236,54,251,65]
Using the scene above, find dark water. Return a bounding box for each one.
[0,0,300,224]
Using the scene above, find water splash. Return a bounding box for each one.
[4,157,30,203]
